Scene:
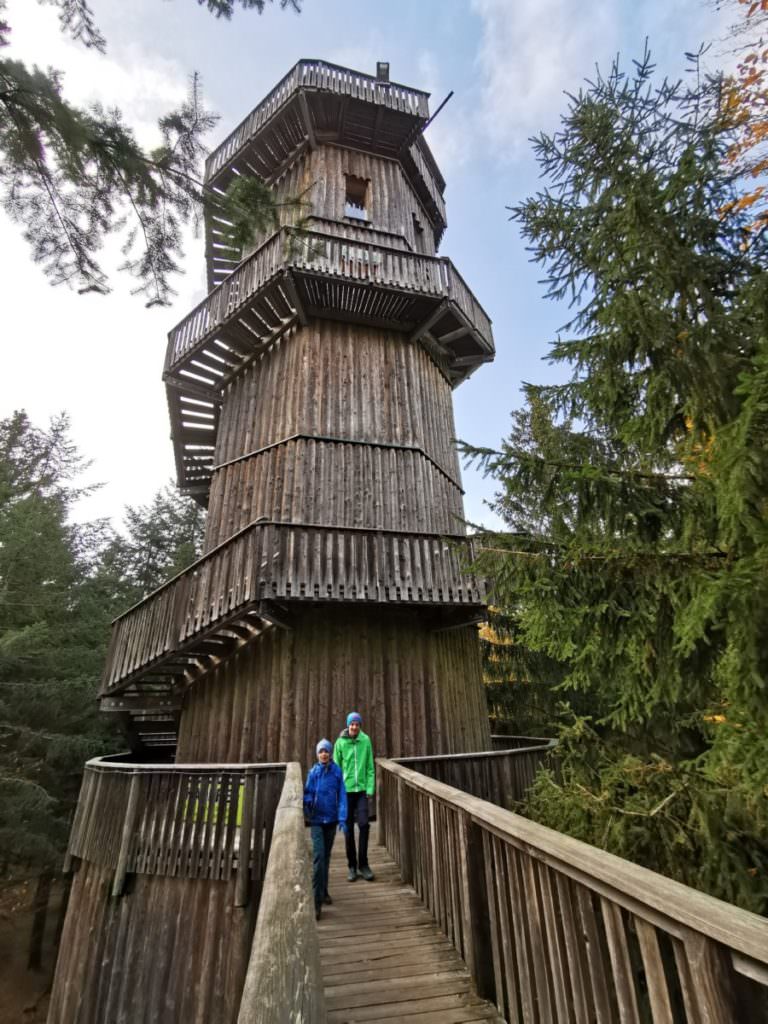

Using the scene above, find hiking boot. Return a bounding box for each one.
[323,894,333,905]
[358,866,375,882]
[315,906,322,921]
[347,867,358,882]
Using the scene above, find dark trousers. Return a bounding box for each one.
[310,823,336,910]
[345,791,370,870]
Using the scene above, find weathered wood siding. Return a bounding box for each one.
[48,760,287,1024]
[48,863,257,1024]
[176,605,490,765]
[204,320,463,550]
[206,440,463,544]
[236,144,437,258]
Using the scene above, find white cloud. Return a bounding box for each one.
[1,2,205,525]
[470,0,619,158]
[416,48,476,175]
[5,0,188,148]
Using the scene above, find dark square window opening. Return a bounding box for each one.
[345,175,369,221]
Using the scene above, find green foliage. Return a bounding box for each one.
[106,485,206,600]
[0,0,300,304]
[38,1,105,52]
[0,413,205,869]
[199,0,301,17]
[465,49,768,910]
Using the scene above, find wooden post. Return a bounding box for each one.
[397,777,413,885]
[112,772,140,897]
[678,930,742,1024]
[235,768,256,907]
[457,811,495,1002]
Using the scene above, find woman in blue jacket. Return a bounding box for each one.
[304,739,348,919]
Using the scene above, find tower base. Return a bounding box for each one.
[176,605,490,765]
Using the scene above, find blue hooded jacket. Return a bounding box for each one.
[303,761,348,826]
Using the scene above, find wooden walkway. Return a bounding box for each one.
[317,830,504,1023]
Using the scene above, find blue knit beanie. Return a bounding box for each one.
[316,738,333,754]
[346,711,362,727]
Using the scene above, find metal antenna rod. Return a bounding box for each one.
[422,90,454,132]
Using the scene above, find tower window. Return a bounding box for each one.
[344,175,369,221]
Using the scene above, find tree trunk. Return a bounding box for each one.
[27,871,53,970]
[54,873,72,951]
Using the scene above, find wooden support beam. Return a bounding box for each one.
[435,324,470,346]
[298,91,316,149]
[258,601,294,631]
[101,695,181,713]
[431,614,486,633]
[164,374,222,405]
[112,772,140,897]
[281,270,308,326]
[410,300,451,344]
[336,95,349,138]
[371,104,385,147]
[235,768,256,907]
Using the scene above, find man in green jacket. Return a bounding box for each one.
[333,711,375,881]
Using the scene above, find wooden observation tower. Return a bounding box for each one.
[49,60,496,1024]
[100,59,495,765]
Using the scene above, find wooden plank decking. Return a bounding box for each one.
[318,831,504,1023]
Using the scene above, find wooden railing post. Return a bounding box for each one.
[397,777,413,885]
[457,810,495,1002]
[112,771,140,897]
[235,767,256,907]
[677,931,742,1024]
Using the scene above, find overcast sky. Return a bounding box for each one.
[1,0,730,530]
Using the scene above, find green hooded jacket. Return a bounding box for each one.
[333,728,375,796]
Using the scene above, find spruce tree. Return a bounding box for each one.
[0,0,303,304]
[465,49,768,911]
[0,415,206,871]
[0,411,109,867]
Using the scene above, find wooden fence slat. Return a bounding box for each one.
[555,873,591,1024]
[481,829,505,1019]
[601,897,641,1024]
[635,919,674,1024]
[538,861,574,1024]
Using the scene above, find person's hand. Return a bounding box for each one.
[338,823,348,835]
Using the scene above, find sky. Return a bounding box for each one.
[0,0,732,531]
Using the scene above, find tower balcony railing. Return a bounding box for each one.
[165,228,494,384]
[100,520,486,697]
[204,58,430,180]
[165,229,494,496]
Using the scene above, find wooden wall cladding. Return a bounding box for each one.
[205,437,464,548]
[48,862,257,1024]
[175,604,491,766]
[241,144,439,258]
[207,320,461,545]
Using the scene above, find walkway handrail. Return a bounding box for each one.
[393,740,556,810]
[490,733,555,750]
[65,756,285,903]
[237,763,326,1024]
[378,757,768,1022]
